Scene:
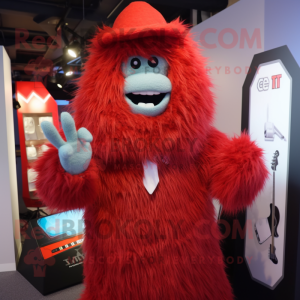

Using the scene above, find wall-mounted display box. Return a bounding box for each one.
[16,82,59,207]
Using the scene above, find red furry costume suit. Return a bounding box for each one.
[35,2,268,299]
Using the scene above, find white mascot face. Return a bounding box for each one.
[123,56,172,117]
[27,168,37,191]
[39,117,53,135]
[26,146,37,159]
[24,117,35,134]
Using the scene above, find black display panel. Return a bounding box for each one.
[230,45,300,300]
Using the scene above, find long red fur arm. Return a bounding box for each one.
[34,145,101,212]
[208,128,269,214]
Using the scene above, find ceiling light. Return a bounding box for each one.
[56,73,67,88]
[68,49,77,58]
[63,65,76,77]
[66,41,81,58]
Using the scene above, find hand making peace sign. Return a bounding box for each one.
[41,112,93,175]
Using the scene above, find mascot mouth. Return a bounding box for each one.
[124,73,172,117]
[125,92,167,107]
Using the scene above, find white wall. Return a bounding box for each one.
[191,0,265,216]
[191,0,265,136]
[265,0,300,65]
[0,47,20,272]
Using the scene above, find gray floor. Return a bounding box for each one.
[0,271,84,300]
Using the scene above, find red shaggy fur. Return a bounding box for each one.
[35,19,268,300]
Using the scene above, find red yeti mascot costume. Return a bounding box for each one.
[35,2,268,299]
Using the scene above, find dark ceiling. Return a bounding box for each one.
[0,0,228,100]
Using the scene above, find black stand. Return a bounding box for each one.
[18,218,84,295]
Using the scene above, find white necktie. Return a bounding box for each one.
[143,160,159,194]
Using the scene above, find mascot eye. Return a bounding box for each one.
[148,56,158,68]
[130,58,141,69]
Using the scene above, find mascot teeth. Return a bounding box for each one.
[133,92,160,95]
[138,103,155,107]
[125,92,169,110]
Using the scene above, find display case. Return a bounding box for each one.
[16,82,59,207]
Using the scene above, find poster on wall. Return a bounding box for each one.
[245,59,290,289]
[241,46,300,291]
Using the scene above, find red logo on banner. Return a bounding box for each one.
[272,74,282,89]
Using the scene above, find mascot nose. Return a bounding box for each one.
[124,73,172,94]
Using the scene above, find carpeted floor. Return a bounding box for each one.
[0,271,84,300]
